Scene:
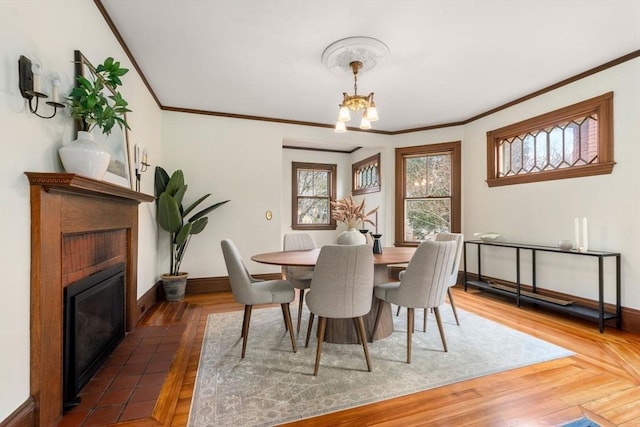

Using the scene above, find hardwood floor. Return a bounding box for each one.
[134,288,640,426]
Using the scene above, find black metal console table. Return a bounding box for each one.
[463,240,621,333]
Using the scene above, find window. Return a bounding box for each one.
[395,141,461,246]
[352,153,381,195]
[292,162,337,230]
[486,92,614,187]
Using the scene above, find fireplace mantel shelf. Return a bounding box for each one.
[25,172,154,203]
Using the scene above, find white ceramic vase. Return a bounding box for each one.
[337,227,367,245]
[59,131,111,180]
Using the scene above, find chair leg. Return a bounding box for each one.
[281,303,297,353]
[407,308,414,363]
[370,298,385,342]
[280,304,288,331]
[305,312,315,348]
[313,317,327,376]
[356,316,372,372]
[423,308,428,332]
[448,287,460,326]
[241,305,252,358]
[297,289,305,334]
[433,306,448,352]
[396,305,401,316]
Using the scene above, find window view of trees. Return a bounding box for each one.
[395,141,460,246]
[292,162,336,230]
[404,154,452,241]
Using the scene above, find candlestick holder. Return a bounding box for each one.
[372,234,383,254]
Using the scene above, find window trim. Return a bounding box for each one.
[291,162,337,231]
[395,141,461,247]
[486,92,614,187]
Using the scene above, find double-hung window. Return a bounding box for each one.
[291,162,337,230]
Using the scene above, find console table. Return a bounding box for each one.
[463,239,621,333]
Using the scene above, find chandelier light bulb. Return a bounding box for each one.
[365,105,379,121]
[335,121,347,133]
[360,116,371,130]
[338,105,351,122]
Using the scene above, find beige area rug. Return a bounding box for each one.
[188,304,573,426]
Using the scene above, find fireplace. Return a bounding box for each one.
[27,173,154,426]
[63,263,126,410]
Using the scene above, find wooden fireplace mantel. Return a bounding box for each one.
[26,172,153,427]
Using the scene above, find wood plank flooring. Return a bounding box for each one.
[132,288,640,426]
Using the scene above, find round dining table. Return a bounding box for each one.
[251,246,416,344]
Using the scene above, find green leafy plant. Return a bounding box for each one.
[155,166,230,276]
[66,56,131,135]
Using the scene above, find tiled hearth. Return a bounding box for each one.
[59,324,186,426]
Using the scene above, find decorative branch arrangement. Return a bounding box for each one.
[330,194,379,229]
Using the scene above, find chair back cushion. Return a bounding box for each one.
[396,240,457,308]
[283,233,316,282]
[220,239,258,304]
[435,232,464,286]
[306,245,373,318]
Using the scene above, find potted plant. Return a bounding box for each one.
[60,56,132,180]
[330,194,378,245]
[155,166,230,301]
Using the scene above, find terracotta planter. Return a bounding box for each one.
[161,272,188,301]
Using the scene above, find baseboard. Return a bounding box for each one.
[463,272,640,333]
[0,397,35,427]
[185,274,283,294]
[137,281,163,322]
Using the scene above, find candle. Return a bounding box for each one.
[582,217,588,252]
[134,145,140,171]
[574,217,580,250]
[51,77,60,103]
[375,211,378,234]
[32,63,41,93]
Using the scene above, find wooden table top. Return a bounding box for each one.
[251,246,416,267]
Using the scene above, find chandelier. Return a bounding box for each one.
[335,60,378,132]
[322,36,390,133]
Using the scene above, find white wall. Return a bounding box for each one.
[0,1,161,420]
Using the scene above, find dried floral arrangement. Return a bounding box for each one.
[330,194,379,229]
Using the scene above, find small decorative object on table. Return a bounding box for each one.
[474,232,501,242]
[371,234,383,254]
[558,240,573,251]
[331,194,379,246]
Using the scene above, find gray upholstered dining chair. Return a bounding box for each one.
[220,239,297,358]
[304,244,374,376]
[371,239,457,363]
[283,233,317,334]
[396,232,464,331]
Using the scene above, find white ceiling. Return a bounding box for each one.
[100,0,640,134]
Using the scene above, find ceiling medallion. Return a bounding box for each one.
[322,37,390,132]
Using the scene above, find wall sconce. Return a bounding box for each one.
[18,55,65,119]
[134,144,150,192]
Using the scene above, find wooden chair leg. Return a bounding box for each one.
[370,298,385,342]
[241,305,250,337]
[407,308,414,363]
[313,317,327,376]
[241,305,252,358]
[433,306,448,352]
[396,305,401,316]
[356,316,372,372]
[282,303,297,353]
[280,304,288,331]
[447,287,460,326]
[305,312,315,348]
[297,289,305,334]
[423,308,428,332]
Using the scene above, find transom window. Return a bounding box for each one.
[291,162,336,230]
[486,92,614,187]
[395,142,461,245]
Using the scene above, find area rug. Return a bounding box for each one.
[188,305,573,426]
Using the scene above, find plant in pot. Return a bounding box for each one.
[61,56,132,180]
[331,194,378,245]
[155,166,230,301]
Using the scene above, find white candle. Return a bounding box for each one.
[582,217,588,252]
[51,77,60,103]
[32,63,41,93]
[574,217,580,250]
